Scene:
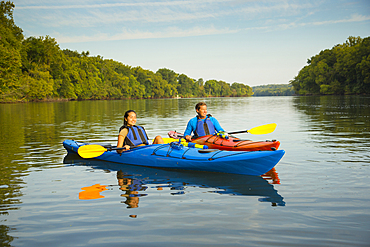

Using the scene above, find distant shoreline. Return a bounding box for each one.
[2,94,369,104]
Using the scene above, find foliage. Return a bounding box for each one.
[290,36,370,95]
[252,84,295,96]
[0,1,23,102]
[0,1,253,102]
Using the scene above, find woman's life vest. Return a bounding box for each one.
[119,125,149,146]
[194,114,216,136]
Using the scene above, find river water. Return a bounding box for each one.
[0,96,369,246]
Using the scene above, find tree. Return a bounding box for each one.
[157,68,178,86]
[0,1,23,101]
[178,74,195,97]
[219,80,232,96]
[0,0,259,102]
[232,83,253,96]
[21,64,54,100]
[204,80,221,96]
[291,36,370,95]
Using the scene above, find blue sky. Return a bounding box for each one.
[13,0,370,86]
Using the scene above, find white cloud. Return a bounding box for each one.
[16,0,232,28]
[16,0,235,9]
[311,14,370,25]
[15,1,370,42]
[16,0,317,29]
[257,14,370,32]
[56,25,238,43]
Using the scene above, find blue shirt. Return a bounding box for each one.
[184,116,224,136]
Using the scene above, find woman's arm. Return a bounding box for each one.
[117,129,130,153]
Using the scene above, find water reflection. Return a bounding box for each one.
[117,170,148,209]
[0,225,14,247]
[292,96,370,160]
[64,153,285,207]
[79,184,108,200]
[293,96,370,132]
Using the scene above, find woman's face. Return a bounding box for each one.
[125,112,137,126]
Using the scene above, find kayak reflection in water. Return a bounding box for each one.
[117,170,147,209]
[79,184,108,200]
[184,102,226,142]
[261,168,281,185]
[117,110,164,153]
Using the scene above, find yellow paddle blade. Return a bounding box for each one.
[248,123,277,135]
[78,144,107,159]
[162,137,186,144]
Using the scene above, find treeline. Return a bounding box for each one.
[291,36,370,95]
[252,84,294,96]
[0,1,253,103]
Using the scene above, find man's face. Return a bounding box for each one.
[196,105,207,118]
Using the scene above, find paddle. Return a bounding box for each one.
[228,123,277,135]
[78,145,130,159]
[78,141,208,159]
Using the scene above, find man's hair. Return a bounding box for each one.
[195,102,207,111]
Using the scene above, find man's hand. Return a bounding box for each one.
[216,131,229,139]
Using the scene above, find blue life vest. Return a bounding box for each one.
[119,125,149,146]
[194,114,216,136]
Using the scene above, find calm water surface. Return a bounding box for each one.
[0,96,369,246]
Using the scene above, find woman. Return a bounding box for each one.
[117,110,164,153]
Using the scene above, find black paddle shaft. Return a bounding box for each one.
[227,130,247,135]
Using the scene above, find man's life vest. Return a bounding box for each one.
[119,125,149,146]
[194,114,216,136]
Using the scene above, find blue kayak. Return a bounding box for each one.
[63,139,285,176]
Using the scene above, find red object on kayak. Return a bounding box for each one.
[168,131,280,151]
[191,135,280,151]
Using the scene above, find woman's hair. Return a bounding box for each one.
[195,102,207,111]
[124,110,136,126]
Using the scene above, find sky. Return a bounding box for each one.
[12,0,370,87]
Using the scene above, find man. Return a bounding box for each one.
[184,102,225,141]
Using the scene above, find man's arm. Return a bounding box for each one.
[184,117,196,141]
[211,117,225,132]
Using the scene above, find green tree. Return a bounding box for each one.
[0,1,23,101]
[156,68,179,97]
[204,80,221,96]
[291,36,370,95]
[157,68,178,86]
[232,83,253,96]
[177,74,195,97]
[196,78,206,97]
[128,75,145,98]
[0,0,260,102]
[219,80,232,96]
[20,64,54,100]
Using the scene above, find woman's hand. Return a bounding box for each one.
[117,145,130,154]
